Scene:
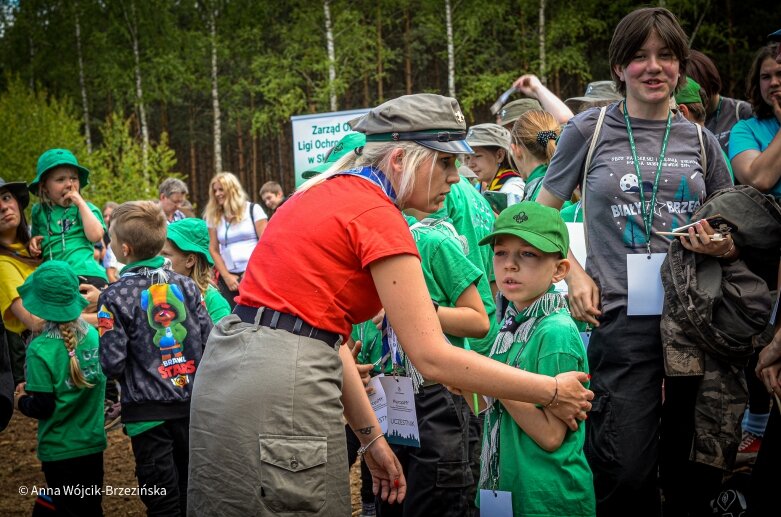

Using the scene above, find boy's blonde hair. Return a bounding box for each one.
[111,201,167,259]
[203,172,249,227]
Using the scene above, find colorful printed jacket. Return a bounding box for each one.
[97,260,212,422]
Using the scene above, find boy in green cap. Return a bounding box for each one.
[28,148,108,287]
[476,201,594,517]
[162,218,231,323]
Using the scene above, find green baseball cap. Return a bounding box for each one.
[466,123,511,152]
[167,218,214,266]
[0,177,30,210]
[479,201,569,257]
[350,94,473,154]
[18,260,89,323]
[29,148,90,195]
[302,132,366,179]
[498,98,543,127]
[675,77,704,105]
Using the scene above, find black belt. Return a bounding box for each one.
[233,305,342,350]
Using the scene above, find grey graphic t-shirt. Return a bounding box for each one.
[705,96,753,154]
[544,103,732,313]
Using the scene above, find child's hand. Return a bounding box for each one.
[63,189,86,208]
[28,236,43,257]
[14,382,27,410]
[79,283,102,312]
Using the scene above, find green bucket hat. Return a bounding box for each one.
[167,218,214,266]
[675,77,704,105]
[18,260,89,323]
[29,149,90,195]
[466,123,512,152]
[479,201,569,257]
[302,132,367,179]
[0,177,30,210]
[350,93,473,154]
[498,98,543,127]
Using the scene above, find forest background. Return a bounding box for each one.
[0,0,777,210]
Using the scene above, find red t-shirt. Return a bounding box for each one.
[237,175,420,337]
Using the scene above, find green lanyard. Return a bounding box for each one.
[622,100,672,255]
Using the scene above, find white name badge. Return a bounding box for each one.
[367,376,388,435]
[555,223,588,294]
[377,376,420,448]
[480,489,513,516]
[626,253,666,316]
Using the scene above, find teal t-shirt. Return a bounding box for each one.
[729,116,781,197]
[25,322,107,462]
[435,177,499,355]
[204,284,231,323]
[479,306,594,517]
[31,201,108,280]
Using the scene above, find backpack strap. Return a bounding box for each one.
[249,203,259,241]
[695,123,707,180]
[580,106,608,250]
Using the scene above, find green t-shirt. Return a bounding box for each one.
[25,323,107,462]
[434,177,499,355]
[479,304,594,517]
[31,201,108,281]
[560,200,583,223]
[204,284,231,324]
[522,164,548,202]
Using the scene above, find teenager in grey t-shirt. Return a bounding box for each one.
[705,96,753,154]
[543,102,733,313]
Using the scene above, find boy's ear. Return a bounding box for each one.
[121,242,132,259]
[552,258,570,283]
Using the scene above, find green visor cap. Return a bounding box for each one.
[479,201,569,257]
[350,93,473,154]
[29,148,90,195]
[466,123,512,151]
[0,177,30,210]
[18,260,89,323]
[498,98,543,126]
[167,218,215,266]
[302,132,367,179]
[675,77,704,105]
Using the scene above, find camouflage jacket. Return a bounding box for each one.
[660,186,781,470]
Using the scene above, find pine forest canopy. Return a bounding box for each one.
[0,0,776,210]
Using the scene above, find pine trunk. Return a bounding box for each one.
[445,0,455,97]
[404,8,412,95]
[323,0,337,112]
[539,0,546,85]
[74,4,92,152]
[210,7,223,174]
[377,4,384,102]
[126,0,149,184]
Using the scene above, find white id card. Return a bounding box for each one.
[367,376,388,435]
[378,376,420,448]
[626,253,666,315]
[555,223,587,294]
[480,489,513,516]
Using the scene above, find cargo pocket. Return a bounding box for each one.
[584,392,618,465]
[259,435,328,513]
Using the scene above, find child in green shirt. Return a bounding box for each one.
[162,218,231,324]
[14,260,106,516]
[477,202,595,517]
[28,149,108,287]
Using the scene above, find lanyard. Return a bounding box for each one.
[622,101,672,256]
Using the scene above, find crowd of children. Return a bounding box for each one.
[2,6,781,517]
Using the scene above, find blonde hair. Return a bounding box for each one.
[297,142,437,206]
[168,239,214,296]
[511,110,561,163]
[60,321,94,389]
[111,200,167,259]
[203,172,249,227]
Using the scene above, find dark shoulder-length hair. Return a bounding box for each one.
[746,45,778,120]
[608,7,689,97]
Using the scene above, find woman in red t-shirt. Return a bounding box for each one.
[188,94,593,516]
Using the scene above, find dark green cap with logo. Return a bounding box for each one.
[302,132,366,179]
[29,148,90,195]
[498,98,543,127]
[350,94,473,154]
[479,201,569,257]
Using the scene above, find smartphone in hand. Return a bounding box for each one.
[672,214,738,235]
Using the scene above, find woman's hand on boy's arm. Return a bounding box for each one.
[500,398,567,452]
